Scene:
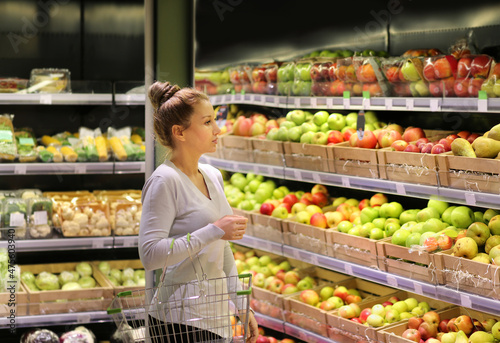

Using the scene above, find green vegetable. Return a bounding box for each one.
[62,281,82,290]
[122,267,134,281]
[58,270,77,285]
[98,261,111,276]
[85,144,98,162]
[38,149,53,162]
[75,147,87,162]
[35,271,60,290]
[21,271,36,284]
[78,275,96,288]
[76,262,93,277]
[122,279,136,287]
[109,268,122,283]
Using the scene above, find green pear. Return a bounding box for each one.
[451,138,476,157]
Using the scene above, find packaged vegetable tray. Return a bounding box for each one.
[15,128,38,162]
[1,198,28,240]
[27,198,53,239]
[0,114,17,161]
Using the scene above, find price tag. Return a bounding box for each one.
[430,99,440,112]
[292,249,301,260]
[396,183,406,195]
[10,212,25,227]
[34,211,48,225]
[40,94,52,104]
[413,283,423,295]
[274,96,280,106]
[310,97,317,107]
[312,173,321,183]
[14,164,27,175]
[76,314,91,323]
[465,192,476,206]
[310,254,318,265]
[385,98,393,110]
[92,240,105,249]
[326,97,333,109]
[345,264,353,275]
[406,99,414,110]
[362,91,371,109]
[342,177,350,188]
[478,91,488,112]
[75,164,87,174]
[140,162,146,173]
[294,170,302,180]
[294,97,301,108]
[386,275,398,287]
[124,237,136,248]
[460,294,472,308]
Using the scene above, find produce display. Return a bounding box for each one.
[21,262,97,291]
[20,326,95,343]
[97,261,145,287]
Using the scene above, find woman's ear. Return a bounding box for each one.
[171,124,186,142]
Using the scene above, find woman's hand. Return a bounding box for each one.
[214,215,248,240]
[241,310,259,343]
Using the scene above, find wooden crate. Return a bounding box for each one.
[92,259,145,296]
[436,153,500,193]
[20,262,113,315]
[325,229,383,268]
[282,220,328,255]
[327,291,453,343]
[381,306,499,343]
[377,148,439,186]
[249,213,284,244]
[0,283,28,317]
[434,251,500,299]
[219,135,254,163]
[283,142,330,172]
[377,241,446,284]
[328,142,379,178]
[251,137,285,166]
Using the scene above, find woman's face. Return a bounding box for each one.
[181,100,221,154]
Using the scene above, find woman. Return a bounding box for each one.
[139,81,258,343]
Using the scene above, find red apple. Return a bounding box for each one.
[453,315,474,335]
[439,319,450,333]
[468,77,484,97]
[420,142,434,154]
[423,62,437,81]
[457,57,472,78]
[256,335,271,343]
[333,286,349,301]
[430,143,446,154]
[423,311,441,327]
[359,308,372,323]
[358,199,370,210]
[437,235,453,250]
[385,66,401,82]
[433,57,454,79]
[300,192,314,205]
[403,127,426,143]
[402,329,422,343]
[311,184,329,196]
[379,130,403,148]
[278,202,292,213]
[260,203,275,216]
[470,55,492,78]
[404,144,421,153]
[457,131,471,139]
[390,139,409,151]
[328,130,344,144]
[312,192,329,208]
[447,318,457,332]
[408,317,424,330]
[467,133,479,144]
[382,301,394,307]
[357,130,378,149]
[351,317,363,324]
[415,137,429,148]
[437,138,452,151]
[454,78,470,97]
[282,193,299,207]
[418,322,438,341]
[349,132,359,147]
[345,294,362,304]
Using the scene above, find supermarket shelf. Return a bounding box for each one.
[114,93,146,105]
[0,162,145,175]
[237,235,500,316]
[200,155,500,210]
[0,93,146,106]
[208,94,500,113]
[0,237,115,251]
[0,311,111,329]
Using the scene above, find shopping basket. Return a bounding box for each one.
[107,236,253,343]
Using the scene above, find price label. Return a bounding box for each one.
[312,173,321,183]
[430,99,440,112]
[34,211,48,225]
[396,183,406,195]
[274,96,280,106]
[413,283,423,295]
[124,237,137,247]
[465,192,476,206]
[460,294,472,308]
[76,314,91,323]
[478,99,488,112]
[342,177,350,188]
[343,97,350,109]
[385,98,393,110]
[310,254,318,265]
[92,239,105,249]
[386,275,398,287]
[294,170,302,180]
[10,212,25,227]
[345,264,353,275]
[406,99,414,110]
[310,97,317,107]
[140,162,146,173]
[326,98,333,109]
[294,97,301,108]
[40,94,52,104]
[14,164,27,175]
[75,164,87,174]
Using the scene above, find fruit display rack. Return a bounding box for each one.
[0,161,145,175]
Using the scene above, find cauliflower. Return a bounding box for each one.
[134,210,141,222]
[82,206,93,217]
[62,220,79,236]
[73,213,89,228]
[95,216,109,229]
[115,216,129,228]
[29,224,51,238]
[61,205,75,220]
[122,227,134,235]
[90,228,102,236]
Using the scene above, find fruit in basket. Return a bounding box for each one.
[327,113,346,131]
[453,315,474,335]
[469,331,495,343]
[299,289,320,306]
[452,237,478,259]
[402,329,421,342]
[485,235,500,253]
[466,222,490,246]
[402,127,426,143]
[450,206,475,229]
[492,322,500,340]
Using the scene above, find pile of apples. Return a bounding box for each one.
[401,310,500,343]
[302,285,364,311]
[255,327,297,343]
[232,112,274,137]
[266,109,385,146]
[338,295,431,327]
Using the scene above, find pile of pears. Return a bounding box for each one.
[452,123,500,158]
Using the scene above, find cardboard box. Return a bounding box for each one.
[328,143,379,178]
[377,148,439,186]
[251,138,285,166]
[282,220,328,255]
[434,251,500,299]
[220,135,254,163]
[377,241,446,284]
[283,142,330,172]
[325,229,382,268]
[92,259,145,296]
[436,153,500,194]
[327,291,453,343]
[249,213,284,244]
[381,306,499,343]
[21,262,113,315]
[0,283,28,317]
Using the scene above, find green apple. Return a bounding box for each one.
[288,126,303,142]
[405,232,422,248]
[411,306,424,316]
[360,222,376,237]
[451,206,475,229]
[372,217,387,229]
[313,110,330,127]
[399,209,419,224]
[291,202,307,215]
[327,113,346,131]
[266,127,280,140]
[247,179,262,193]
[391,229,411,246]
[422,218,447,233]
[489,245,500,260]
[488,215,500,235]
[296,211,311,224]
[363,111,378,124]
[474,211,484,223]
[337,220,354,233]
[379,202,404,219]
[311,131,328,145]
[453,237,478,259]
[287,110,307,126]
[411,222,426,234]
[483,209,500,224]
[427,198,449,216]
[319,286,335,301]
[417,301,430,313]
[416,207,440,222]
[321,123,330,133]
[472,253,491,264]
[403,297,418,311]
[441,206,457,225]
[279,120,296,129]
[485,235,500,254]
[300,131,315,144]
[348,227,361,236]
[301,121,318,134]
[360,206,380,224]
[366,313,385,327]
[466,222,491,246]
[385,222,401,237]
[276,127,289,141]
[401,60,421,81]
[345,112,358,127]
[392,300,408,314]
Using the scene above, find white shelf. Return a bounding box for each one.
[200,155,500,210]
[238,235,500,317]
[0,93,145,105]
[0,311,110,329]
[0,162,145,175]
[0,236,138,252]
[209,94,500,113]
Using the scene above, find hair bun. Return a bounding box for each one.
[148,81,181,110]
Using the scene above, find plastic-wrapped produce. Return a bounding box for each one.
[28,198,53,239]
[15,129,38,162]
[0,114,17,161]
[59,326,95,343]
[20,328,59,343]
[1,197,28,240]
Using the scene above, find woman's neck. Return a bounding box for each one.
[170,151,200,177]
